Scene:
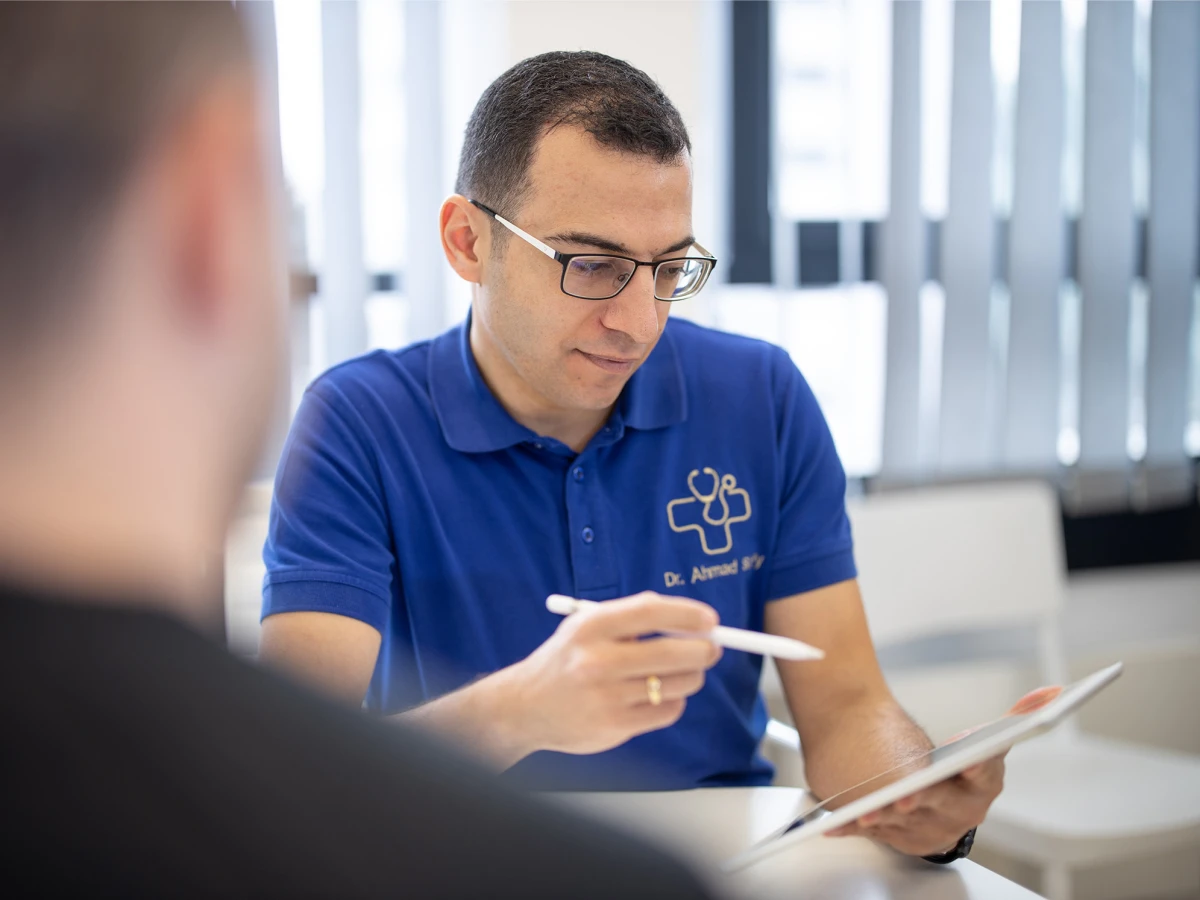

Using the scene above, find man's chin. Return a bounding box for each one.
[560,383,626,413]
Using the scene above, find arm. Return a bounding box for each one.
[259,611,380,705]
[259,610,536,767]
[766,578,1005,856]
[764,578,931,801]
[261,593,722,771]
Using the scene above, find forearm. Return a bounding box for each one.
[801,691,933,802]
[398,664,539,771]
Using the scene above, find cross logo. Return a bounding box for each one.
[667,467,752,556]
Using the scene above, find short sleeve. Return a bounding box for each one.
[764,350,857,601]
[261,382,397,633]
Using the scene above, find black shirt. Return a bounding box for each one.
[0,582,716,898]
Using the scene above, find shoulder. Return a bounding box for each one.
[307,340,432,408]
[293,339,439,443]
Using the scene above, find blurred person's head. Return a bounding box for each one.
[440,52,703,436]
[0,2,281,613]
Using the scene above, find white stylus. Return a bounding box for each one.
[545,594,825,661]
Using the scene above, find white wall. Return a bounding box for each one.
[434,0,729,327]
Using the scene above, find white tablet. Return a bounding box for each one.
[723,661,1124,872]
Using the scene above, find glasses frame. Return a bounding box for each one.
[469,200,717,302]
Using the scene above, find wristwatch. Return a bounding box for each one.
[921,827,976,864]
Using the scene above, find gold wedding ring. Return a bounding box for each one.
[646,674,663,706]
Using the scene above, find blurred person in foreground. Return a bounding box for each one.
[0,5,716,897]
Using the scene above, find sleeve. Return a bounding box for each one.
[261,381,397,633]
[764,349,857,602]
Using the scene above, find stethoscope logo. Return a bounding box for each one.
[667,467,753,556]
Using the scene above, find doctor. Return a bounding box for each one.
[261,50,1004,861]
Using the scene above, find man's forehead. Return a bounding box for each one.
[527,124,692,188]
[520,126,694,250]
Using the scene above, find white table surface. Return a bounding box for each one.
[557,787,1042,900]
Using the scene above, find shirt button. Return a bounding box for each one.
[533,442,543,450]
[572,466,585,482]
[581,526,595,544]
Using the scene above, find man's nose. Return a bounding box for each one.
[598,265,661,345]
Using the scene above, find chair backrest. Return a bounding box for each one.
[847,480,1069,684]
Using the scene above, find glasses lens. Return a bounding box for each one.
[655,257,712,301]
[562,256,637,299]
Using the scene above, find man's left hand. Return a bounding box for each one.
[826,685,1063,856]
[825,757,1003,856]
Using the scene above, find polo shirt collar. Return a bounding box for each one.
[429,318,535,454]
[429,314,688,454]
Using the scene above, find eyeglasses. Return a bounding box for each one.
[470,200,717,302]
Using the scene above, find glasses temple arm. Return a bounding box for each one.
[470,199,558,261]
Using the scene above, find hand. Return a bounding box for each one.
[826,685,1064,856]
[503,591,723,756]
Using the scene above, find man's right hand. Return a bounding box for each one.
[497,591,723,757]
[261,592,724,768]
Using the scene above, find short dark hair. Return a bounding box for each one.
[0,1,250,350]
[455,51,691,228]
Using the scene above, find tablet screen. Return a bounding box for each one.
[727,664,1120,870]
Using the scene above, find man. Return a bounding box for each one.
[0,7,715,897]
[262,51,1003,860]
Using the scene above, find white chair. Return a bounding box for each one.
[840,480,1200,900]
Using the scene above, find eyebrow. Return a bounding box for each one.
[544,230,698,259]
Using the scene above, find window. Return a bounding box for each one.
[275,0,408,392]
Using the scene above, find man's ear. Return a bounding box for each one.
[440,195,488,285]
[157,79,257,338]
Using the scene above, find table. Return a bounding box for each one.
[558,787,1042,900]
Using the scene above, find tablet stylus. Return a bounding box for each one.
[545,594,825,661]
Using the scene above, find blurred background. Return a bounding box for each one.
[223,2,1200,896]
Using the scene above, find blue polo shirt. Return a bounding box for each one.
[262,315,855,790]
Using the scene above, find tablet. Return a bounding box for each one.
[723,661,1123,872]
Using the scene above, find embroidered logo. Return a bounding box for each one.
[667,467,752,556]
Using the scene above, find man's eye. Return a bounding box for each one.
[572,260,616,276]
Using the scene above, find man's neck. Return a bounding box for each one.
[468,318,611,454]
[0,413,223,628]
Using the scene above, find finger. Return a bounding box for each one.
[868,802,963,838]
[894,785,987,838]
[836,820,949,859]
[825,823,866,839]
[857,809,884,828]
[865,787,934,825]
[895,763,1001,823]
[858,800,928,830]
[608,634,722,678]
[622,670,706,706]
[623,696,687,736]
[867,822,959,858]
[580,592,719,640]
[1007,685,1063,715]
[904,779,977,821]
[959,756,1005,792]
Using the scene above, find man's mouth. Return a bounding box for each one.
[576,349,640,374]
